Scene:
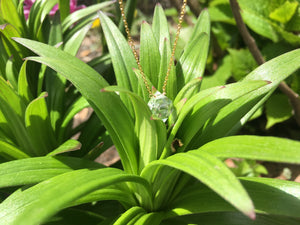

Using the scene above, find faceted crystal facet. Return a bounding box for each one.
[148,91,173,122]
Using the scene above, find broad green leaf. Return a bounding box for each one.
[151,168,182,210]
[63,23,90,55]
[25,92,56,155]
[0,140,30,160]
[152,3,171,54]
[269,1,298,24]
[174,77,202,105]
[189,9,211,43]
[142,150,255,219]
[70,186,138,208]
[200,135,300,164]
[0,168,151,225]
[104,86,166,171]
[44,69,67,133]
[201,55,232,90]
[265,94,292,129]
[135,212,164,225]
[0,24,24,68]
[208,3,235,24]
[58,96,89,142]
[177,80,269,152]
[27,0,58,40]
[5,57,18,90]
[99,12,141,109]
[238,0,300,45]
[0,77,34,155]
[0,23,22,53]
[0,156,104,188]
[14,38,138,174]
[18,60,33,104]
[177,33,209,89]
[198,49,300,145]
[228,48,257,81]
[0,38,9,78]
[87,54,113,82]
[45,15,66,133]
[238,0,280,42]
[161,85,221,158]
[0,97,32,154]
[58,0,70,22]
[0,0,25,35]
[286,4,300,31]
[62,2,114,32]
[157,37,172,94]
[47,139,81,156]
[78,113,110,158]
[164,212,300,225]
[114,206,146,225]
[165,55,177,100]
[166,177,300,219]
[48,13,63,46]
[272,20,300,46]
[140,21,161,88]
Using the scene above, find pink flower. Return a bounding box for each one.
[23,0,85,20]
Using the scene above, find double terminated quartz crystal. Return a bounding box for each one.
[147,91,173,122]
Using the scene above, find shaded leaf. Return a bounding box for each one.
[47,139,82,156]
[200,135,300,164]
[142,150,255,219]
[0,156,104,188]
[0,168,151,225]
[265,94,292,129]
[166,177,300,219]
[14,37,138,174]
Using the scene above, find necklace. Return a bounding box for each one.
[118,0,187,121]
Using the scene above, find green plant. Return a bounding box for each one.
[203,0,300,129]
[0,0,115,161]
[0,3,300,225]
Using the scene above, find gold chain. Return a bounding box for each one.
[118,0,187,97]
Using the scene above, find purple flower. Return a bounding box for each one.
[23,0,85,20]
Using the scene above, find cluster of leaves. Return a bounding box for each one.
[0,0,300,225]
[0,0,115,162]
[194,0,300,129]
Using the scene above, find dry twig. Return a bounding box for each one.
[230,0,300,126]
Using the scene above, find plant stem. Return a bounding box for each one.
[229,0,300,126]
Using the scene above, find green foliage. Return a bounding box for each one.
[265,93,293,129]
[0,0,114,160]
[206,0,300,129]
[0,2,300,225]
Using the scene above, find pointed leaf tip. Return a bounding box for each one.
[0,24,7,30]
[248,211,256,220]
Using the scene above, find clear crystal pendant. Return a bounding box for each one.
[148,91,173,122]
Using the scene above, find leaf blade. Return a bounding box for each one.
[200,135,300,164]
[142,150,255,219]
